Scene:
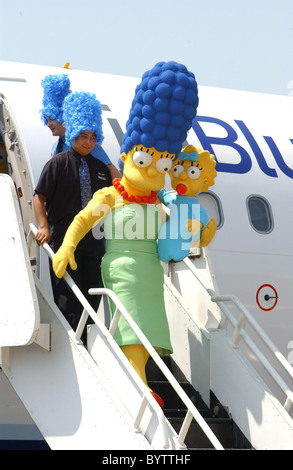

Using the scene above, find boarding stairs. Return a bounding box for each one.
[1,173,293,450]
[146,356,251,450]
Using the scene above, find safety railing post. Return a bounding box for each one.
[108,308,122,337]
[75,309,90,344]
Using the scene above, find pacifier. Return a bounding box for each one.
[176,184,187,195]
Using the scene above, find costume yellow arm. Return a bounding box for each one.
[199,217,217,247]
[53,187,116,278]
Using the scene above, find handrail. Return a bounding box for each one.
[89,287,224,449]
[28,223,224,450]
[183,256,293,414]
[28,224,169,449]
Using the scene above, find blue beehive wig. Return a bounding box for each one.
[63,92,104,147]
[41,74,71,124]
[120,61,199,159]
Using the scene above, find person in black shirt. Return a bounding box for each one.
[34,92,112,341]
[40,74,121,179]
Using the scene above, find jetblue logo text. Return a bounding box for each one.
[193,116,293,179]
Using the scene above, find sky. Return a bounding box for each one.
[1,0,293,96]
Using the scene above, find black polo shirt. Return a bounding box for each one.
[35,147,112,226]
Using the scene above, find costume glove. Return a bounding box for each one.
[53,245,77,278]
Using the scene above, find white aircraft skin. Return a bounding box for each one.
[1,61,293,369]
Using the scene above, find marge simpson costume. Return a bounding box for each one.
[158,145,217,262]
[53,61,199,405]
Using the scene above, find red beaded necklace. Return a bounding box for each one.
[112,178,157,204]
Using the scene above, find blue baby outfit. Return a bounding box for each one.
[158,189,208,262]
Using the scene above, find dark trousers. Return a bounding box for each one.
[49,224,106,343]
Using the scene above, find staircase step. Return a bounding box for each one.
[149,380,208,411]
[164,408,212,419]
[146,355,173,381]
[169,415,234,449]
[146,356,251,449]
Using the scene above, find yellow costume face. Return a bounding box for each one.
[170,146,217,197]
[120,145,175,193]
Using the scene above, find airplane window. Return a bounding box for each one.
[197,191,224,229]
[246,195,274,234]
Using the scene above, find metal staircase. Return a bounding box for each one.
[2,173,293,450]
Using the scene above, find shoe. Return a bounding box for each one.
[151,391,164,407]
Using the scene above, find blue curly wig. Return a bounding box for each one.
[120,61,199,160]
[41,74,71,124]
[63,91,104,147]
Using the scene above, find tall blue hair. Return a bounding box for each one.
[40,74,71,124]
[63,92,104,146]
[120,61,199,162]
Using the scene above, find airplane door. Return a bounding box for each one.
[0,174,40,347]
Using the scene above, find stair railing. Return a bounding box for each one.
[28,223,224,450]
[183,256,293,414]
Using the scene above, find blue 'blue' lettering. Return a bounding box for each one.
[235,121,277,178]
[192,116,252,174]
[263,136,293,179]
[192,115,293,178]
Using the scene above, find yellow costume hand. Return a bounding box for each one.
[199,217,217,247]
[53,245,77,278]
[187,218,203,236]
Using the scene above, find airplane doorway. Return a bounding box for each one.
[0,94,37,273]
[0,133,8,174]
[0,95,35,236]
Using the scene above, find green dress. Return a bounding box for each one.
[101,203,172,356]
